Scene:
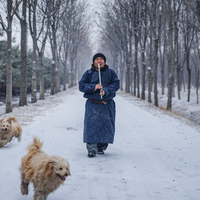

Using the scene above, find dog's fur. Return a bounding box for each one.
[20,137,71,200]
[0,116,22,147]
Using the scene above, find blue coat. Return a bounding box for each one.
[79,64,120,144]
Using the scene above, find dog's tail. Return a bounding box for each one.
[20,137,44,187]
[8,116,18,123]
[8,116,22,142]
[27,137,43,154]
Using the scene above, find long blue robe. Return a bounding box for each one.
[79,64,120,143]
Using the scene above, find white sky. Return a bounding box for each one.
[86,0,102,52]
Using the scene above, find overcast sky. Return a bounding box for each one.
[0,0,103,57]
[86,0,102,52]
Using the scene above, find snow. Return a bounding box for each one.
[0,86,200,200]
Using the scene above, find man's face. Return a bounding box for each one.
[94,57,105,69]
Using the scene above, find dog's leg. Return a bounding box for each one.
[20,170,29,195]
[9,135,13,142]
[43,192,49,200]
[17,131,22,142]
[34,191,48,200]
[33,192,38,200]
[0,139,9,147]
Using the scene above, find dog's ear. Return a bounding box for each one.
[45,161,57,177]
[0,118,4,123]
[7,118,12,124]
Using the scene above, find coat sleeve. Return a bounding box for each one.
[79,70,96,94]
[103,70,120,97]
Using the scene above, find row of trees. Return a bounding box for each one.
[3,0,200,113]
[0,0,92,113]
[97,0,200,110]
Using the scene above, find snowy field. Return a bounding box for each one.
[0,86,200,200]
[156,86,200,126]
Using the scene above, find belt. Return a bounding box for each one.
[88,99,112,104]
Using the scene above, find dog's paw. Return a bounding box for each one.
[21,184,29,195]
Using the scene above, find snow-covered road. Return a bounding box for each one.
[0,87,199,200]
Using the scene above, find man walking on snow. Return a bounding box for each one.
[79,53,120,157]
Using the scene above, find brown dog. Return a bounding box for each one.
[0,116,22,147]
[20,137,71,200]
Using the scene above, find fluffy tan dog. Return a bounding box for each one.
[20,137,71,200]
[0,116,22,147]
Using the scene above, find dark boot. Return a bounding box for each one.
[88,150,96,157]
[97,143,108,155]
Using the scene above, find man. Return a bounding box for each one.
[79,53,120,157]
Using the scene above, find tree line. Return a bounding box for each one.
[2,0,200,114]
[96,0,200,110]
[0,0,92,113]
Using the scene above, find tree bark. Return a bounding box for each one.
[147,67,152,103]
[154,38,159,107]
[29,0,37,103]
[56,54,60,92]
[39,52,44,100]
[63,50,68,91]
[5,0,13,113]
[167,0,175,110]
[50,13,57,95]
[19,0,27,106]
[140,0,147,100]
[68,55,73,88]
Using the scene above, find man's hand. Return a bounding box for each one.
[100,89,105,96]
[95,84,103,91]
[95,84,105,96]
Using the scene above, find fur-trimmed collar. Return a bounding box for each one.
[91,64,109,71]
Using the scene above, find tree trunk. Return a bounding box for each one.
[137,68,140,98]
[187,58,191,102]
[141,50,146,99]
[39,52,44,99]
[149,17,153,93]
[125,57,131,93]
[19,0,27,106]
[74,62,76,87]
[133,65,136,95]
[31,58,37,103]
[30,0,37,103]
[197,70,199,104]
[160,27,166,96]
[133,33,138,96]
[133,39,137,96]
[177,68,181,100]
[147,67,152,103]
[50,18,57,95]
[161,2,167,96]
[63,51,68,90]
[161,52,165,95]
[5,0,13,113]
[51,60,56,95]
[184,8,194,102]
[56,53,60,92]
[68,55,73,88]
[120,68,124,91]
[120,56,124,91]
[141,0,147,100]
[154,38,159,107]
[167,0,175,110]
